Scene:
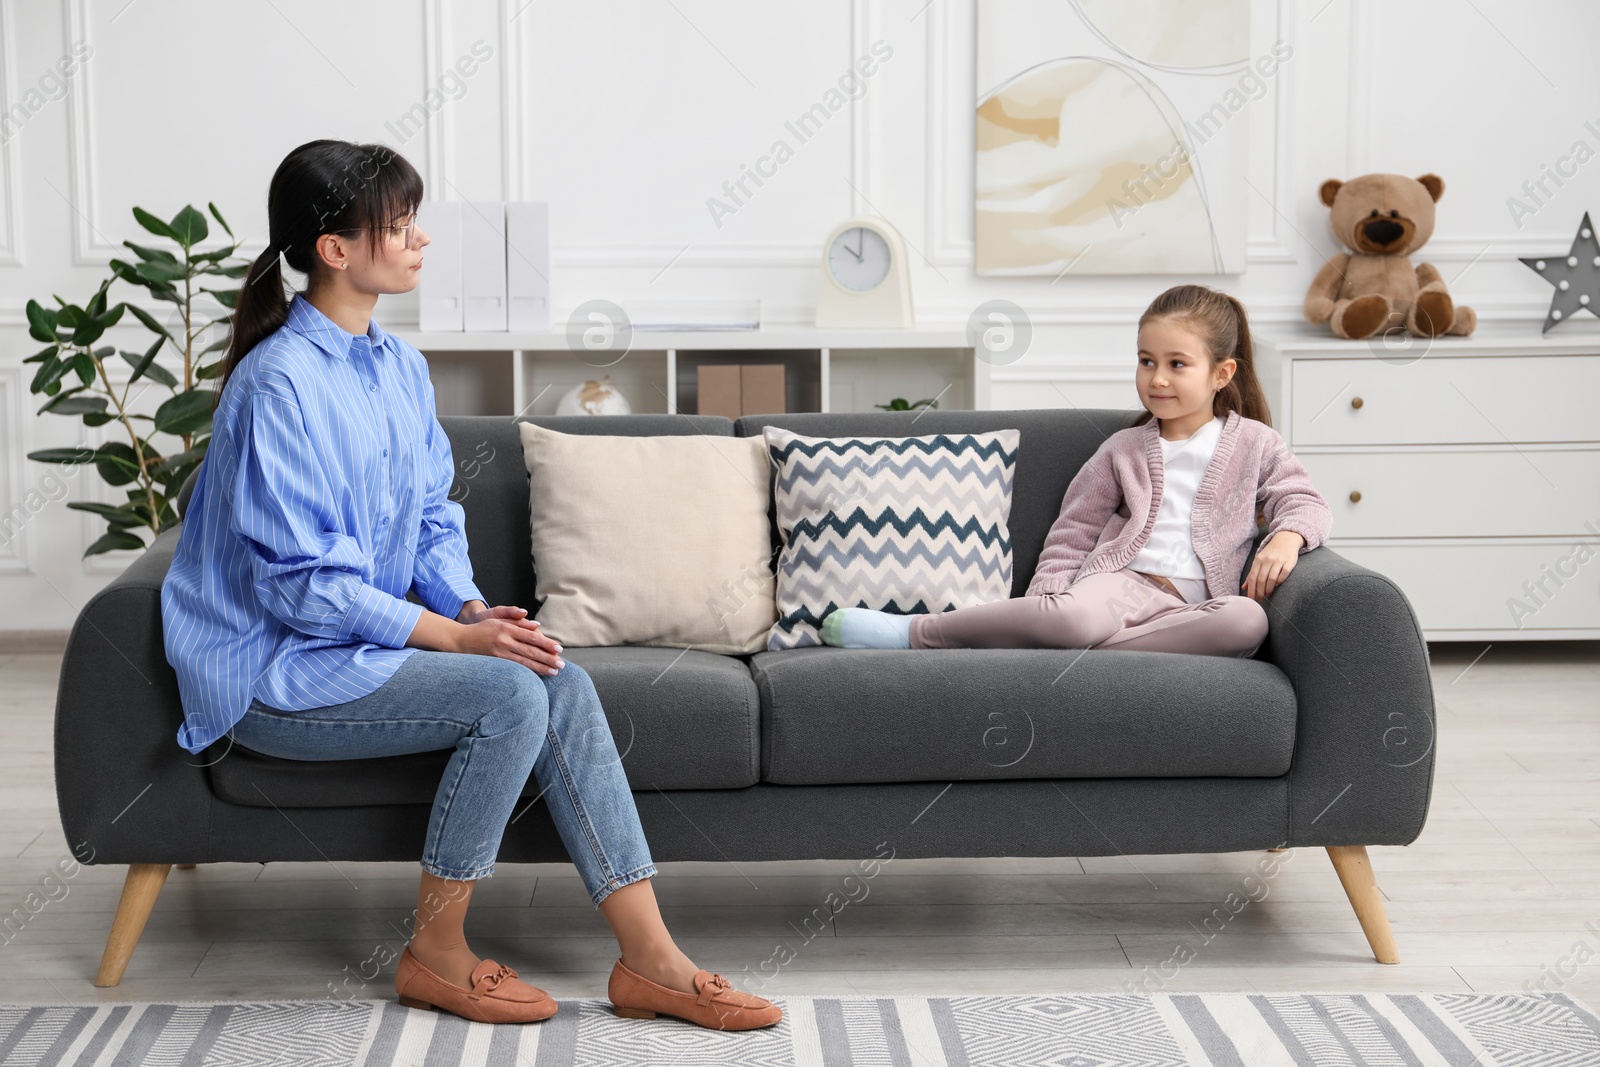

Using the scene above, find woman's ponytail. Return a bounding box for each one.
[211,139,424,407]
[214,245,289,412]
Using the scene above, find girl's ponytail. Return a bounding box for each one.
[212,139,424,407]
[1215,291,1274,429]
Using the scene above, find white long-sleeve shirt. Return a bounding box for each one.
[1125,414,1225,604]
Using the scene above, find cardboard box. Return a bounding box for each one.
[740,363,786,416]
[695,363,789,417]
[697,364,744,419]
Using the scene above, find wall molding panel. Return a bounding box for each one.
[0,0,24,267]
[0,0,1583,624]
[0,366,28,574]
[66,0,444,265]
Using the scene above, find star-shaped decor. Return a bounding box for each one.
[1520,212,1600,333]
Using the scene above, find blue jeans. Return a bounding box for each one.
[231,650,658,905]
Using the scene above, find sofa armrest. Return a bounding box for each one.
[1250,541,1436,847]
[54,522,219,865]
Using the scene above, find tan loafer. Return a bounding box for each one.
[395,946,558,1024]
[608,958,782,1030]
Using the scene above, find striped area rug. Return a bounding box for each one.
[4,992,1599,1066]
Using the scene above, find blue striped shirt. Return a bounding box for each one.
[161,292,484,753]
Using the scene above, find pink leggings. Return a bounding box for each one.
[908,568,1269,658]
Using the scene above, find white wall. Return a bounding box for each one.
[0,0,1594,630]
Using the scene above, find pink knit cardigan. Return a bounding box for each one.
[1026,409,1333,599]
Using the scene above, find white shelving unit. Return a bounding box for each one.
[388,326,986,418]
[1255,320,1600,641]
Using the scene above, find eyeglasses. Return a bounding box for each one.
[337,213,419,248]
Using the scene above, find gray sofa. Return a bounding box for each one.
[55,408,1436,986]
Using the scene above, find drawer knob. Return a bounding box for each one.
[1350,396,1364,409]
[1349,490,1362,503]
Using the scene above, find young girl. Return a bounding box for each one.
[821,284,1331,657]
[161,140,779,1030]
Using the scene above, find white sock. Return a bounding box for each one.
[821,607,913,649]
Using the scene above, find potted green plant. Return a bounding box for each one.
[874,396,941,412]
[23,203,249,557]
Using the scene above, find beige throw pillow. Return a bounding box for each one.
[517,423,776,653]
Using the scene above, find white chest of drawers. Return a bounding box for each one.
[1255,322,1600,640]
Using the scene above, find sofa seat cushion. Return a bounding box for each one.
[749,647,1296,785]
[208,647,760,807]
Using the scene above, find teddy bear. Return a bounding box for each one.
[1303,173,1476,339]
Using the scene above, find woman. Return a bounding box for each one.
[160,139,780,1030]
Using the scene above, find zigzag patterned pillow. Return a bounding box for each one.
[762,427,1020,650]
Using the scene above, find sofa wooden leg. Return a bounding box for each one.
[176,864,196,870]
[1326,845,1399,964]
[95,863,171,987]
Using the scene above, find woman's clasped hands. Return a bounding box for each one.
[454,603,565,675]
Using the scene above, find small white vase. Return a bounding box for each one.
[555,375,633,416]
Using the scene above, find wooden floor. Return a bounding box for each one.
[1,642,1596,1006]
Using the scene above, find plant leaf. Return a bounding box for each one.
[71,316,106,346]
[25,300,59,343]
[23,345,57,365]
[140,360,178,388]
[85,281,109,321]
[123,338,165,385]
[43,395,109,416]
[168,205,208,246]
[37,388,108,415]
[154,389,214,436]
[201,287,239,310]
[28,355,68,395]
[84,530,147,558]
[208,201,234,239]
[108,259,146,288]
[123,241,179,264]
[27,446,99,465]
[150,441,209,477]
[212,263,250,279]
[135,259,187,284]
[123,302,174,342]
[67,501,147,528]
[94,441,143,485]
[132,206,178,240]
[71,351,95,387]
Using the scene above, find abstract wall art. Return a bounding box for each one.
[976,0,1265,276]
